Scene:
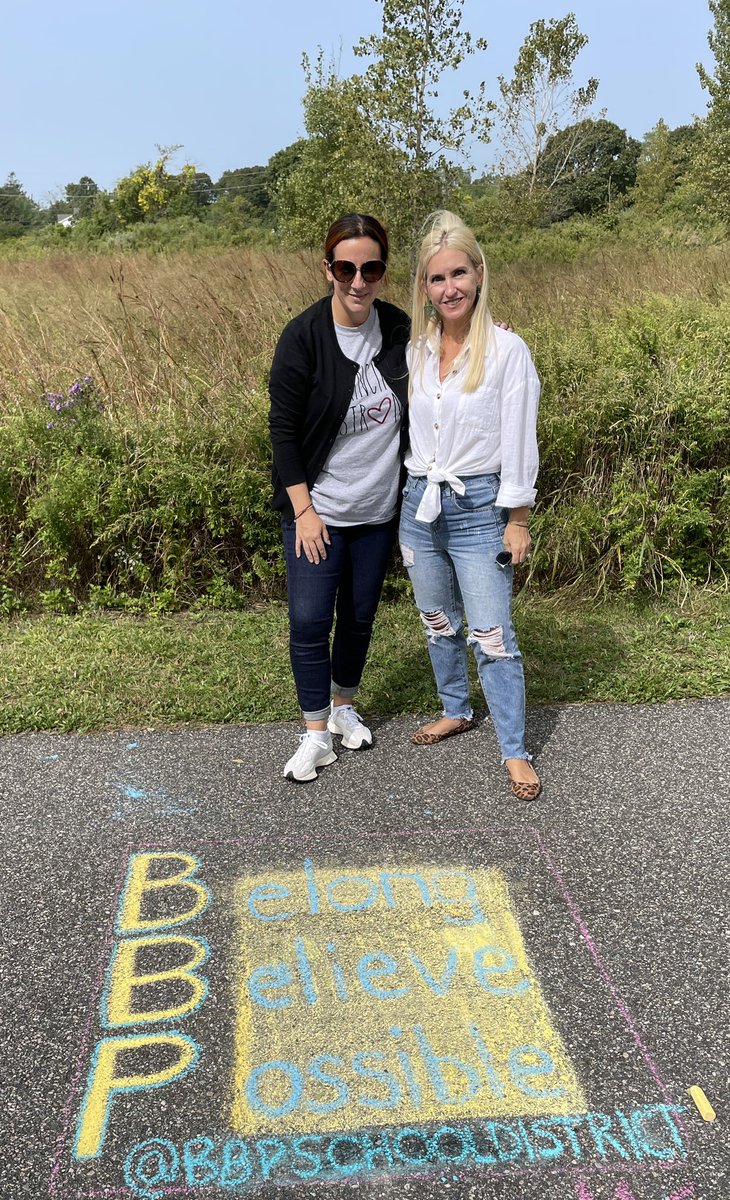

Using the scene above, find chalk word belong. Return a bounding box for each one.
[122,1105,687,1196]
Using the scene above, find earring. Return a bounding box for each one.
[423,301,437,321]
[475,285,482,301]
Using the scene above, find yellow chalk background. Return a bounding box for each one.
[230,863,585,1136]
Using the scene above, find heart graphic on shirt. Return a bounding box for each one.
[367,395,392,424]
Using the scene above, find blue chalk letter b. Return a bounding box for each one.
[412,1025,480,1104]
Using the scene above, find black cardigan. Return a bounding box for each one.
[268,296,410,519]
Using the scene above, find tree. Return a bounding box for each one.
[666,123,702,182]
[279,0,493,248]
[65,176,100,219]
[538,119,640,221]
[112,148,205,225]
[352,0,491,168]
[631,120,678,216]
[496,13,599,200]
[186,172,215,209]
[276,54,402,246]
[695,0,730,221]
[214,166,269,216]
[0,174,40,239]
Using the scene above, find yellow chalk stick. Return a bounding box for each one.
[688,1085,716,1121]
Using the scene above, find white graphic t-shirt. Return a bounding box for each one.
[311,308,403,526]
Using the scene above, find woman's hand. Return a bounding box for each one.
[296,508,331,563]
[503,520,532,566]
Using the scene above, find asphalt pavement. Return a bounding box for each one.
[1,696,728,1200]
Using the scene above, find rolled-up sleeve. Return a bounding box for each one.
[495,338,540,509]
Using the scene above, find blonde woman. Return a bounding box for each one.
[400,211,541,800]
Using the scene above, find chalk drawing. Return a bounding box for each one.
[101,932,210,1027]
[121,1106,687,1196]
[111,781,197,821]
[576,1182,695,1200]
[52,832,698,1200]
[115,851,211,937]
[74,1031,199,1160]
[72,853,212,1161]
[231,860,584,1137]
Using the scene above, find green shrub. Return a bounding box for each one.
[0,250,728,610]
[530,296,730,591]
[0,377,282,610]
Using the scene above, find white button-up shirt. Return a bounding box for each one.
[404,324,540,522]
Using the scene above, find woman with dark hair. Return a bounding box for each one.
[400,211,541,800]
[269,213,409,782]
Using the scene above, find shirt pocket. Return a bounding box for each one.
[456,385,499,434]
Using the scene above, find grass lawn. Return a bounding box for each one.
[1,589,728,734]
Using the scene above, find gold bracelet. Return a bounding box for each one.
[294,502,314,520]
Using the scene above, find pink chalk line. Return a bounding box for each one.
[533,829,687,1140]
[66,1154,690,1199]
[133,821,535,850]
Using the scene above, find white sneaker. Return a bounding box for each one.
[283,732,337,782]
[327,704,373,750]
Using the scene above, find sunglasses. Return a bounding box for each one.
[328,259,387,284]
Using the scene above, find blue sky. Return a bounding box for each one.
[1,0,713,203]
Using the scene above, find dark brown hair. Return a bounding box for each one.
[324,213,388,264]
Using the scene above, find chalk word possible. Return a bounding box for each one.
[123,1106,687,1196]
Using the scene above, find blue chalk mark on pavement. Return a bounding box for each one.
[111,782,198,821]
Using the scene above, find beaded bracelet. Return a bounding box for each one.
[294,502,314,520]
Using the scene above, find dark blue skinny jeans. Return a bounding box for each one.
[282,516,397,720]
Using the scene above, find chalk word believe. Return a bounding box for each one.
[123,1106,687,1196]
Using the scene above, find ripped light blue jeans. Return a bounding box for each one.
[399,473,529,762]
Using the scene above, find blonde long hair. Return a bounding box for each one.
[410,210,493,395]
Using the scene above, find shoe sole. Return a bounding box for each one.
[283,749,337,783]
[339,735,373,751]
[327,720,373,751]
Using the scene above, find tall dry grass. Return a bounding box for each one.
[0,250,324,418]
[488,242,730,325]
[0,242,728,608]
[2,242,729,419]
